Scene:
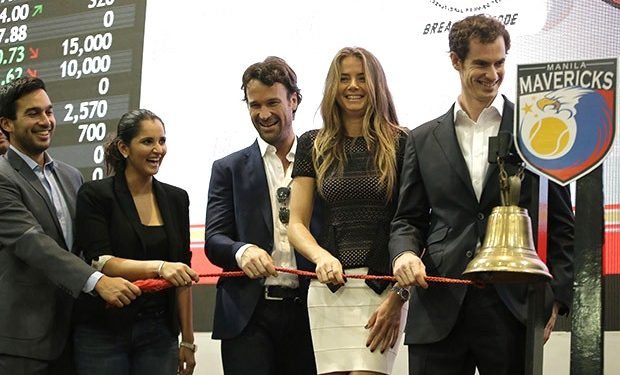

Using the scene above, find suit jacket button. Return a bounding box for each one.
[477,213,484,220]
[466,250,473,258]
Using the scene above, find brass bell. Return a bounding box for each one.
[462,205,552,283]
[463,152,552,284]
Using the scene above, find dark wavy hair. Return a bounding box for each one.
[449,14,511,61]
[104,109,164,175]
[0,77,47,139]
[241,56,302,115]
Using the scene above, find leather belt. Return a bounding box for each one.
[264,286,301,301]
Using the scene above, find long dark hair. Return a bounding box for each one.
[104,109,164,175]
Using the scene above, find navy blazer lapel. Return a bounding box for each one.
[480,98,515,207]
[7,149,63,233]
[432,106,477,199]
[246,141,273,236]
[153,179,180,259]
[113,173,147,253]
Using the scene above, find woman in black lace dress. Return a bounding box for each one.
[288,47,408,375]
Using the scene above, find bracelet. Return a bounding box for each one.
[157,261,165,278]
[179,341,197,352]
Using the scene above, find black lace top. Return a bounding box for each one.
[293,129,408,275]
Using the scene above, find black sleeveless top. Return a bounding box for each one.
[138,224,169,314]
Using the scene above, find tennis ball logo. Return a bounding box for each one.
[528,117,573,158]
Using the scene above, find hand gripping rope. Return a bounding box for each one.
[131,267,482,293]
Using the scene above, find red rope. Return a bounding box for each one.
[132,267,481,293]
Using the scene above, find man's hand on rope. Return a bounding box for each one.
[240,246,277,278]
[95,275,142,307]
[393,251,428,289]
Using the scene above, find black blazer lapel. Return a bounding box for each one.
[432,106,477,200]
[113,173,147,254]
[153,179,181,260]
[245,141,273,238]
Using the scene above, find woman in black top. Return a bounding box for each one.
[288,47,408,375]
[72,109,199,375]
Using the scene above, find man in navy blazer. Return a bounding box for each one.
[205,57,317,375]
[389,16,574,374]
[0,78,140,374]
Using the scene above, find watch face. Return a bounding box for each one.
[401,289,410,300]
[393,286,410,301]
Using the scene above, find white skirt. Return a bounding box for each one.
[307,268,408,374]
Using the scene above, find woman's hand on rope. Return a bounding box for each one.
[158,262,199,287]
[315,252,345,285]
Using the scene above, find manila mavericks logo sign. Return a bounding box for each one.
[516,58,617,185]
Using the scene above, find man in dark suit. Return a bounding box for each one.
[205,57,316,375]
[0,77,141,374]
[389,15,574,375]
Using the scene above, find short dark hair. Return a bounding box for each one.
[241,56,302,107]
[0,77,47,139]
[449,14,511,61]
[104,109,164,175]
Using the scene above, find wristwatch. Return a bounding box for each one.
[179,341,198,352]
[391,285,410,302]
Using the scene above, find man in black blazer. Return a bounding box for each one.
[389,15,574,375]
[205,57,316,375]
[0,77,141,374]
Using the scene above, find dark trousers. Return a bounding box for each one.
[0,339,75,375]
[221,296,316,375]
[409,286,525,375]
[73,315,178,375]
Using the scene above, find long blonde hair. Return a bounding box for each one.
[314,47,402,200]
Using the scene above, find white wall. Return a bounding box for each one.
[140,0,552,224]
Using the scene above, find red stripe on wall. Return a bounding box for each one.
[191,246,222,285]
[605,231,620,275]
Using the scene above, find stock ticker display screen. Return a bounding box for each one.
[0,0,146,180]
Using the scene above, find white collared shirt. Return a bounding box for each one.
[453,95,504,201]
[235,137,299,288]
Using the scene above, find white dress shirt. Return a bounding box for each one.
[453,95,504,201]
[235,137,299,288]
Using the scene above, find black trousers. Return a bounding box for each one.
[409,286,525,375]
[221,296,316,375]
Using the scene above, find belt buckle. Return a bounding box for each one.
[264,286,284,301]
